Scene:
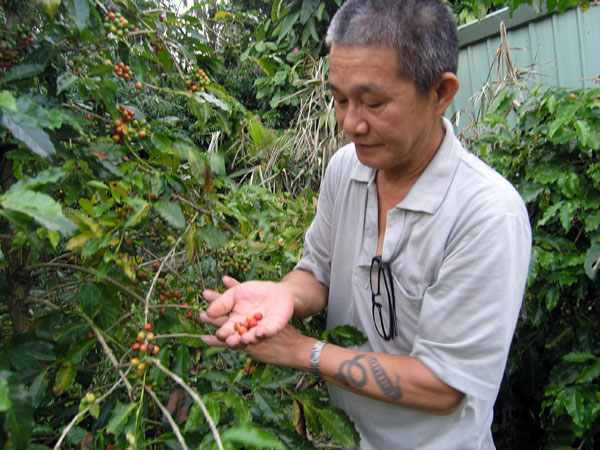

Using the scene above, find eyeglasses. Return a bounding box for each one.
[370,256,397,340]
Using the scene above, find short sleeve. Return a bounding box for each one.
[410,213,532,401]
[294,150,343,288]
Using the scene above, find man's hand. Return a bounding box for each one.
[202,323,313,370]
[199,276,295,347]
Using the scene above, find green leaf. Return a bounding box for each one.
[53,364,76,396]
[317,406,360,447]
[486,87,513,116]
[184,403,206,433]
[157,47,173,73]
[0,371,34,449]
[322,324,367,347]
[531,163,563,185]
[253,389,282,422]
[35,0,62,18]
[276,11,300,43]
[563,351,596,363]
[197,225,227,249]
[173,343,190,377]
[57,72,78,94]
[209,152,226,176]
[577,360,600,384]
[1,112,55,158]
[0,63,47,85]
[0,90,17,110]
[584,243,600,280]
[106,401,137,434]
[154,200,186,229]
[78,282,103,319]
[172,139,205,182]
[0,376,11,411]
[300,0,320,24]
[11,165,71,192]
[220,424,285,449]
[0,189,76,235]
[247,115,276,149]
[197,90,230,112]
[66,0,89,31]
[123,201,150,229]
[565,388,585,427]
[221,391,252,424]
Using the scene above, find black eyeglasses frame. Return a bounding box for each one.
[370,256,398,340]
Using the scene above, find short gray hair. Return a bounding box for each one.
[326,0,459,96]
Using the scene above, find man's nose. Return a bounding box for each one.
[341,103,368,136]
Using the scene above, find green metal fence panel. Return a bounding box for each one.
[448,5,600,133]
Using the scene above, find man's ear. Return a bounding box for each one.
[431,72,459,115]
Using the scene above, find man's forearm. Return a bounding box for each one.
[280,269,328,317]
[283,335,464,415]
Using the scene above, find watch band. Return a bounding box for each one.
[310,340,328,381]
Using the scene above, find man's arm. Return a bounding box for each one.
[280,269,328,318]
[244,325,464,415]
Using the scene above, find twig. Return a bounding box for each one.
[80,313,134,398]
[26,262,145,303]
[144,386,190,450]
[147,357,224,450]
[144,212,199,325]
[53,376,125,450]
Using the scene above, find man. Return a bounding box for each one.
[200,0,531,448]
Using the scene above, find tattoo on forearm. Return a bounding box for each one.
[334,355,403,400]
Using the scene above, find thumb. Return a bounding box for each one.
[222,275,240,288]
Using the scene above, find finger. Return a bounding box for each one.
[224,332,243,348]
[198,312,227,327]
[200,335,227,347]
[215,319,237,341]
[239,329,259,345]
[222,275,240,288]
[205,289,236,318]
[201,289,221,303]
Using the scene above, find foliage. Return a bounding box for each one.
[473,84,600,449]
[0,0,359,448]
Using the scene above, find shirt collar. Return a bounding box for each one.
[349,117,461,214]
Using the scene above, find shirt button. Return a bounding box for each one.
[367,228,374,237]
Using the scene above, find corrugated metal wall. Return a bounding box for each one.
[448,5,600,132]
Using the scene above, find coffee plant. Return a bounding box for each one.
[0,1,362,448]
[473,84,600,449]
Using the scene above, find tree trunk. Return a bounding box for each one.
[1,148,31,335]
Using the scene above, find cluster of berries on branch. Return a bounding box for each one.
[149,40,164,53]
[0,49,17,72]
[131,323,160,375]
[185,69,211,93]
[113,61,134,83]
[104,5,138,38]
[14,24,34,47]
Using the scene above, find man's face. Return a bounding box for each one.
[328,44,441,177]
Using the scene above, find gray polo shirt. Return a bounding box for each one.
[296,118,531,449]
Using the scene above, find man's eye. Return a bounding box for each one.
[367,102,383,109]
[334,98,348,105]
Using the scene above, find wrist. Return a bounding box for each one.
[310,340,328,381]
